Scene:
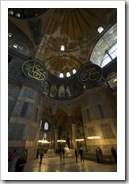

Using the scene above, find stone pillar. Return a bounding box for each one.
[49,115,55,149]
[67,104,73,150]
[81,108,88,153]
[67,116,73,149]
[47,106,56,157]
[54,128,58,152]
[72,123,76,149]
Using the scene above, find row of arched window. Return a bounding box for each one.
[43,82,72,98]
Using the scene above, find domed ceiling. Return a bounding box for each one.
[8,8,117,78]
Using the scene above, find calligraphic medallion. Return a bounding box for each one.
[22,60,48,81]
[78,64,102,84]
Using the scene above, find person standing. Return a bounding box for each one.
[62,148,65,160]
[79,147,84,162]
[59,147,63,161]
[36,147,40,158]
[98,147,103,163]
[15,153,26,172]
[75,148,78,162]
[24,149,28,161]
[111,147,117,164]
[8,149,16,171]
[39,149,44,165]
[95,147,100,163]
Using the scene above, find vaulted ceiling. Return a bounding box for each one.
[8,8,117,77]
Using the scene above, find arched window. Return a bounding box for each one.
[16,13,21,17]
[50,85,57,97]
[39,120,42,130]
[58,84,65,98]
[44,122,49,130]
[13,43,18,49]
[59,73,64,78]
[8,33,13,38]
[43,81,49,95]
[9,10,14,15]
[72,69,76,74]
[106,72,117,89]
[60,45,65,51]
[90,23,117,68]
[66,72,71,77]
[66,86,71,97]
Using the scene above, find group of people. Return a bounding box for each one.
[9,147,45,171]
[15,149,27,172]
[95,147,103,163]
[74,146,117,164]
[75,147,84,162]
[95,146,117,164]
[59,147,65,161]
[8,149,28,172]
[8,146,117,171]
[8,149,16,171]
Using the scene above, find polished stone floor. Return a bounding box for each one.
[10,155,117,172]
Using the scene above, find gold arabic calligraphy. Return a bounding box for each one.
[79,66,102,82]
[23,61,47,81]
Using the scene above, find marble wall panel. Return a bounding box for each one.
[28,126,36,141]
[101,124,114,139]
[36,109,42,123]
[8,123,25,140]
[8,85,21,118]
[8,85,20,97]
[22,88,34,99]
[12,100,23,117]
[26,103,33,119]
[8,99,16,117]
[90,92,101,103]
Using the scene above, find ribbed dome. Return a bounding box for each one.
[44,55,81,77]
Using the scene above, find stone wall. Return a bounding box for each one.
[8,84,43,160]
[81,86,117,155]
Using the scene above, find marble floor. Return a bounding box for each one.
[10,155,117,172]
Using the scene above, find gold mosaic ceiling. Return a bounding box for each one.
[8,8,117,77]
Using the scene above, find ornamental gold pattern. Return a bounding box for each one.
[78,64,102,84]
[22,60,48,81]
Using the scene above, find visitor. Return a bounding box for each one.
[8,149,16,171]
[36,147,40,158]
[79,147,84,162]
[98,147,103,163]
[62,148,65,159]
[75,148,78,162]
[95,147,100,163]
[24,149,28,161]
[111,147,117,164]
[39,149,44,165]
[59,147,63,161]
[15,153,26,172]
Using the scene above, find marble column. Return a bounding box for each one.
[54,128,58,152]
[68,116,73,149]
[72,123,76,149]
[47,107,56,157]
[81,108,88,152]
